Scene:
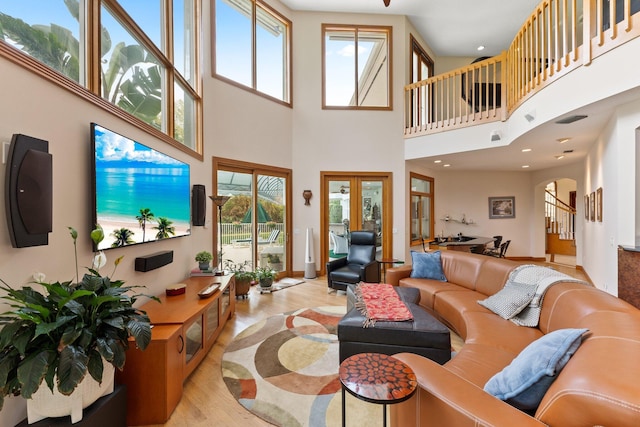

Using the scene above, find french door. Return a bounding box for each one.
[213,158,292,278]
[320,172,392,273]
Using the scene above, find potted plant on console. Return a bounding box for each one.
[195,251,213,271]
[0,226,157,424]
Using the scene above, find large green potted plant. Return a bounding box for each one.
[0,226,157,422]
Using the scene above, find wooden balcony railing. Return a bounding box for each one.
[405,0,640,137]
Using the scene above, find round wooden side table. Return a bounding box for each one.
[339,352,417,427]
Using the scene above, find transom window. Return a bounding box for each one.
[213,0,292,106]
[410,173,434,244]
[322,24,392,110]
[0,0,201,155]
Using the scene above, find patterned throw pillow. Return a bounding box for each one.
[478,283,536,319]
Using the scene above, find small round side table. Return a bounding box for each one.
[339,352,417,427]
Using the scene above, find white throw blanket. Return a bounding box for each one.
[491,265,588,327]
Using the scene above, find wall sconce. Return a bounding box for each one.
[490,130,501,142]
[303,190,312,206]
[524,110,536,122]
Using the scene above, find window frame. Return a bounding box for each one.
[410,172,434,245]
[0,0,203,159]
[410,34,434,84]
[211,0,292,108]
[322,23,393,111]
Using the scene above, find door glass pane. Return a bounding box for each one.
[328,180,350,258]
[257,174,285,272]
[411,195,420,240]
[217,170,253,270]
[421,197,431,240]
[362,180,382,254]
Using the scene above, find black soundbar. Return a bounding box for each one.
[135,250,174,272]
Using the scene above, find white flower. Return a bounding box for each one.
[93,251,107,271]
[32,272,46,282]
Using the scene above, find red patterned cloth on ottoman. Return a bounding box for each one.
[355,283,413,327]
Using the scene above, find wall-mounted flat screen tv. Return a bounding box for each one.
[91,123,190,251]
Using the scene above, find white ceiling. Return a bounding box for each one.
[279,0,630,172]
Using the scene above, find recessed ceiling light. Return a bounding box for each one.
[522,165,530,168]
[522,148,532,152]
[555,155,565,160]
[434,160,442,163]
[443,164,451,168]
[477,45,485,51]
[557,137,571,143]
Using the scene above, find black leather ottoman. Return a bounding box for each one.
[338,287,451,364]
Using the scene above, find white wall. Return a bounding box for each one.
[582,98,640,294]
[290,11,411,264]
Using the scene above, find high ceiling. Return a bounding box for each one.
[280,0,541,57]
[279,0,632,172]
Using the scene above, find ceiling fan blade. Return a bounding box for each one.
[383,0,390,6]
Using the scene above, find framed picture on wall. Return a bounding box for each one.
[584,194,589,220]
[596,187,603,222]
[590,191,596,222]
[488,196,515,219]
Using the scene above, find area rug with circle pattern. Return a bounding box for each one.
[221,306,381,426]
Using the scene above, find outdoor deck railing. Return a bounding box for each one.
[219,222,284,245]
[405,0,640,137]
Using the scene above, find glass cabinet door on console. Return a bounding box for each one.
[184,315,203,365]
[206,302,220,343]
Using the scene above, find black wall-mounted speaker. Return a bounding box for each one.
[5,134,52,248]
[135,250,174,272]
[192,184,206,226]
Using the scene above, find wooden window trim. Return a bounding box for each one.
[410,172,434,245]
[322,24,393,111]
[211,0,293,108]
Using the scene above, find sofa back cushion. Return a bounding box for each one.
[474,256,519,296]
[439,251,485,290]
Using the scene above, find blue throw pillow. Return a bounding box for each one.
[410,251,447,281]
[484,328,588,410]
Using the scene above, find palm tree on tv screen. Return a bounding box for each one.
[136,208,155,242]
[111,228,135,247]
[154,217,175,240]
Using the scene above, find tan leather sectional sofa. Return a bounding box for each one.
[385,250,640,426]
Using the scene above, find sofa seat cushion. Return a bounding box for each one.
[536,336,640,426]
[399,279,465,312]
[445,343,520,387]
[484,328,588,411]
[463,312,543,355]
[434,289,491,338]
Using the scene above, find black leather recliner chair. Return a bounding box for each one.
[326,230,380,292]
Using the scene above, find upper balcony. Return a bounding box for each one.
[405,0,640,146]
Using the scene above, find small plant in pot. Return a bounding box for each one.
[223,260,255,298]
[0,226,157,420]
[254,266,276,288]
[195,251,213,271]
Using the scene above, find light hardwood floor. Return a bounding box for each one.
[155,260,588,427]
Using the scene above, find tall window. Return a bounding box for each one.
[0,0,202,155]
[213,0,291,105]
[410,173,434,244]
[410,35,433,84]
[323,24,392,110]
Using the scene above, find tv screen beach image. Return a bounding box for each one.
[92,124,190,250]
